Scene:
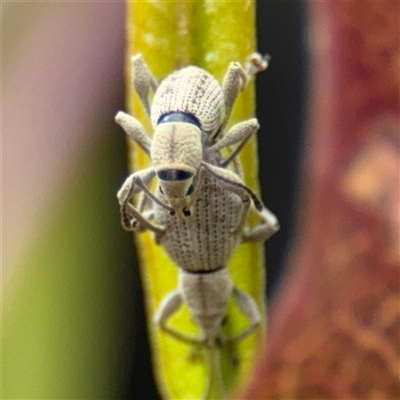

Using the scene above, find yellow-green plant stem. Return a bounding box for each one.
[126,2,265,399]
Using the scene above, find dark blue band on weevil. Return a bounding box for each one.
[157,112,201,128]
[157,169,193,181]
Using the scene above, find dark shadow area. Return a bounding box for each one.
[256,1,307,298]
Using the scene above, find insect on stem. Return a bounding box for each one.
[115,52,279,399]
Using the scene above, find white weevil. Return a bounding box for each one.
[116,53,279,397]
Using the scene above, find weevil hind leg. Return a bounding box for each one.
[228,287,262,343]
[131,54,158,117]
[154,290,207,346]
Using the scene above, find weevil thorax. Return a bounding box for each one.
[150,65,226,215]
[151,122,202,215]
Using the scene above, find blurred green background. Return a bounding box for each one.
[2,2,305,399]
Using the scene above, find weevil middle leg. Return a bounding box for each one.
[242,207,280,242]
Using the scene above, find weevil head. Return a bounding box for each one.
[151,122,202,215]
[157,169,195,215]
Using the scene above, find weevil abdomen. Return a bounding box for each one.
[151,67,225,136]
[180,268,234,342]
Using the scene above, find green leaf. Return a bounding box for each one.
[3,131,135,399]
[125,2,266,399]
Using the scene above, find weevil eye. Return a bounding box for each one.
[157,169,193,181]
[183,208,191,217]
[186,184,194,196]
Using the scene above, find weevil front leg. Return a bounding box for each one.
[154,290,206,346]
[245,52,270,77]
[220,53,269,131]
[118,168,171,233]
[117,167,155,205]
[221,62,249,130]
[228,287,261,343]
[131,193,156,231]
[118,168,175,214]
[131,54,158,117]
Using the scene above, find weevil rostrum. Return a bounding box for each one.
[116,53,279,397]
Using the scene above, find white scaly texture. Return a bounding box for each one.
[151,66,226,135]
[154,153,242,273]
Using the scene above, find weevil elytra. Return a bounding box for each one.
[116,53,279,398]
